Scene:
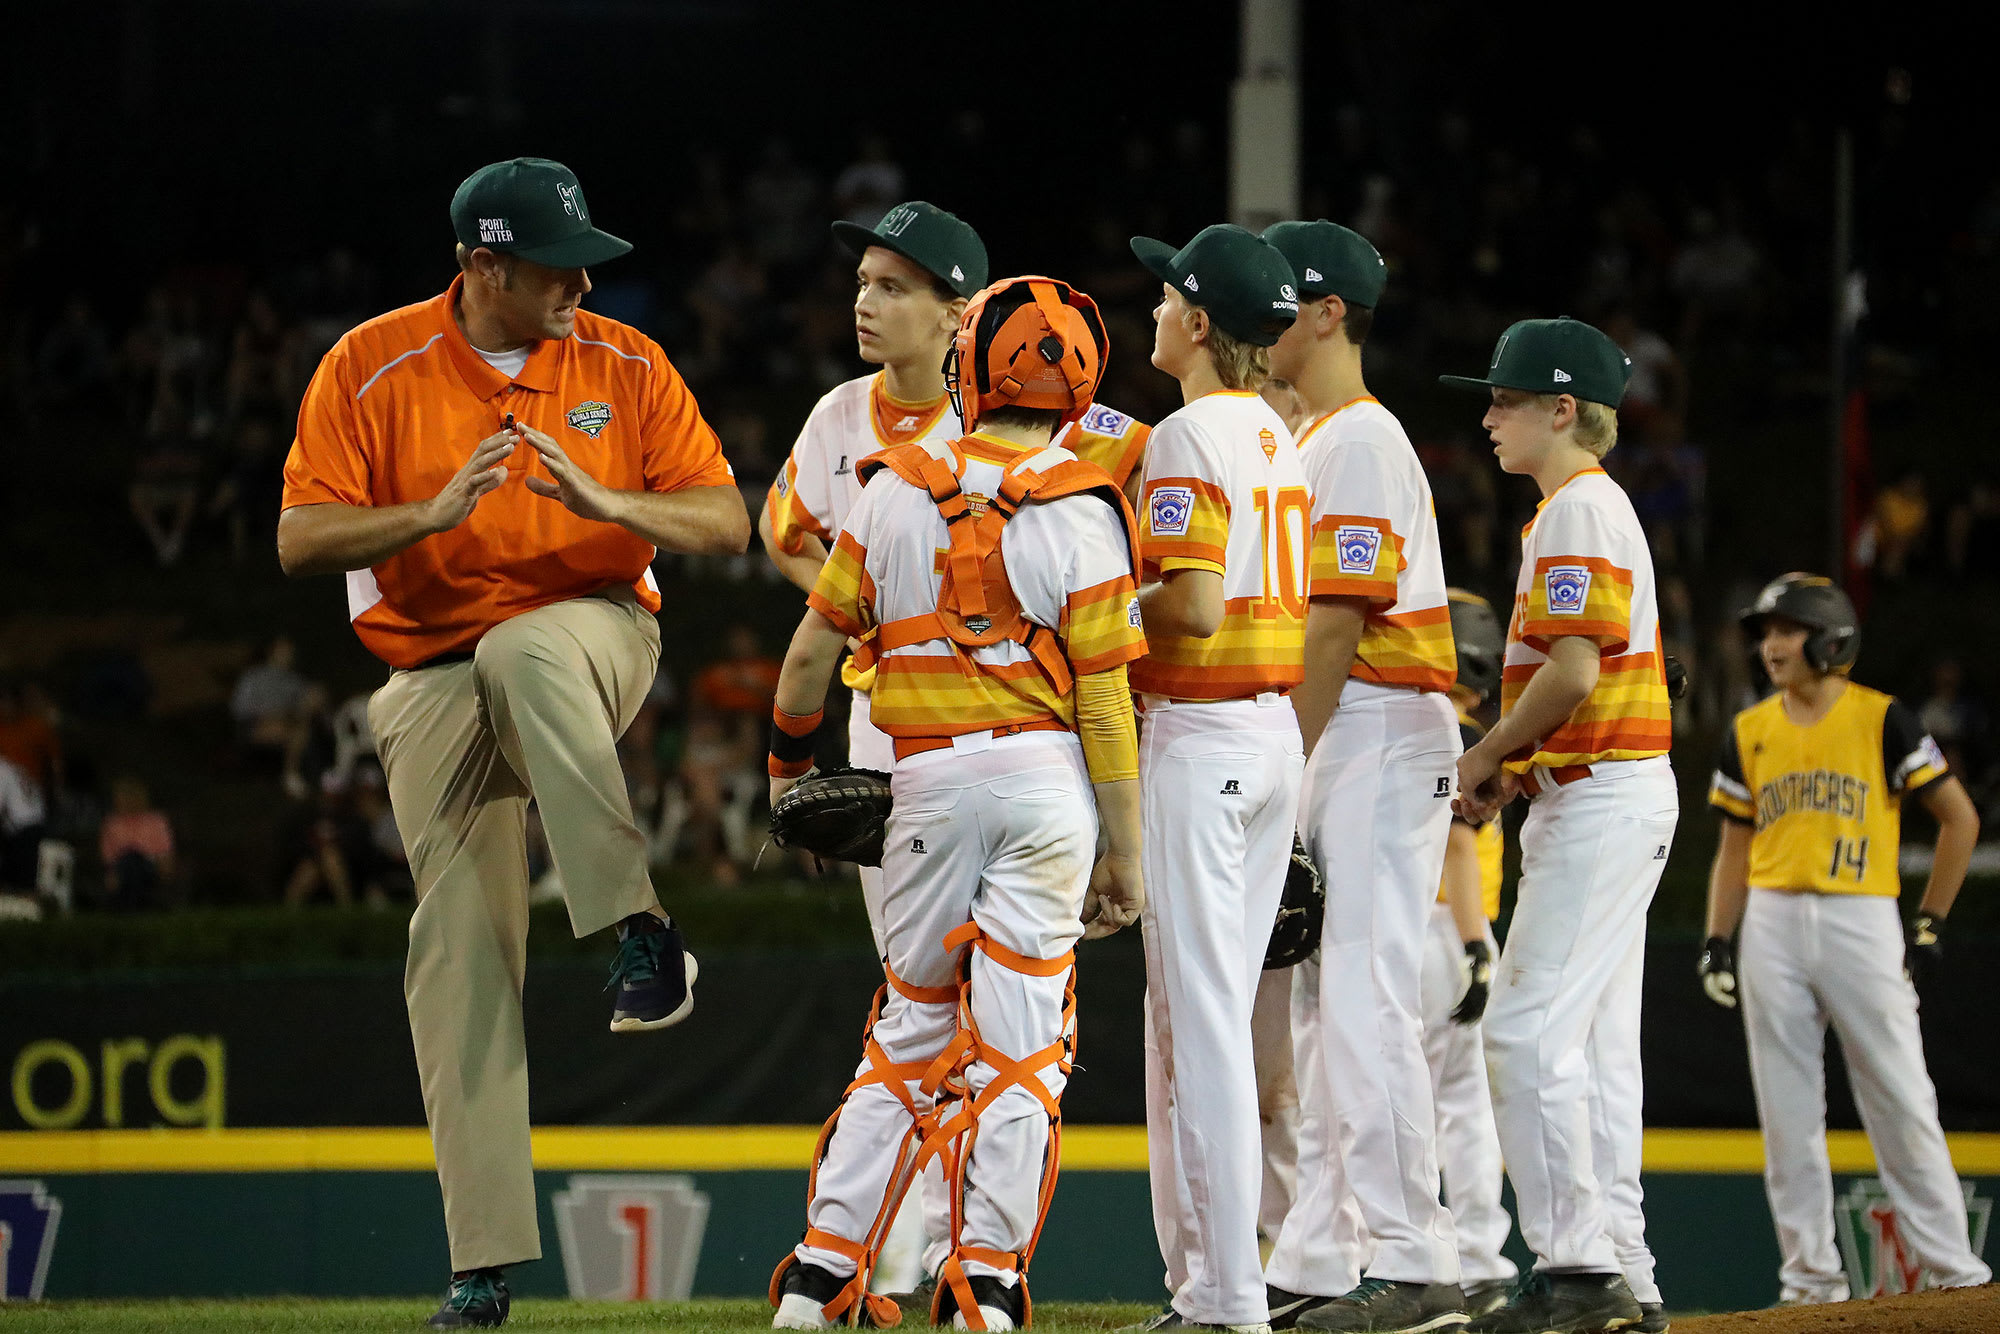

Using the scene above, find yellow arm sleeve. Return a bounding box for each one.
[1075,664,1139,784]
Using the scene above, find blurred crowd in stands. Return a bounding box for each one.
[5,97,2000,915]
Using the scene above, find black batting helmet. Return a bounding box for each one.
[1448,589,1504,704]
[1739,573,1860,674]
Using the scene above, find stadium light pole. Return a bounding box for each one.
[1230,0,1300,230]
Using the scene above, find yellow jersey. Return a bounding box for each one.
[1440,712,1503,918]
[1708,682,1949,897]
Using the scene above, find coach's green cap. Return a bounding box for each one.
[1438,317,1632,407]
[1131,224,1300,347]
[832,201,989,298]
[1262,220,1387,307]
[451,158,632,268]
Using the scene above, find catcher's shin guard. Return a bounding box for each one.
[774,962,964,1327]
[926,922,1078,1331]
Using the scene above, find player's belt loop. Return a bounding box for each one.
[1520,763,1594,799]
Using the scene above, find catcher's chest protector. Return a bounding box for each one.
[858,440,1138,693]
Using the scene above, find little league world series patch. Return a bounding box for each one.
[566,401,614,437]
[1546,564,1592,614]
[1150,486,1194,536]
[1335,525,1382,575]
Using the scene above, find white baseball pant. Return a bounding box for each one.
[1740,888,1991,1299]
[797,732,1093,1295]
[1419,903,1517,1288]
[1297,683,1462,1286]
[1485,756,1677,1279]
[1140,693,1305,1326]
[845,688,940,1296]
[1266,950,1369,1299]
[1254,966,1302,1242]
[1586,927,1661,1304]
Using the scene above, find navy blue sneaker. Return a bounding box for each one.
[428,1268,508,1327]
[607,914,698,1032]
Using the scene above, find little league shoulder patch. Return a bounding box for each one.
[1545,564,1592,614]
[1149,485,1195,537]
[566,401,614,438]
[1335,524,1382,575]
[1080,403,1133,438]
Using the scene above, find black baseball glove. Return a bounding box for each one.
[1906,912,1945,989]
[1264,836,1325,970]
[768,767,893,867]
[1451,939,1493,1024]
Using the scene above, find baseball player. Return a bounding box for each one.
[765,275,1147,1332]
[1442,318,1674,1334]
[1423,591,1518,1320]
[1702,573,1990,1304]
[1258,220,1467,1334]
[1126,223,1306,1333]
[278,158,748,1328]
[759,201,989,1297]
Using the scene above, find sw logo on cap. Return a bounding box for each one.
[557,182,584,221]
[880,206,918,237]
[1545,565,1592,614]
[566,401,614,438]
[1151,485,1195,536]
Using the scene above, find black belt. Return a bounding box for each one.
[411,649,476,671]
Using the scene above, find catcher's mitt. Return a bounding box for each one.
[1264,835,1325,970]
[768,767,893,867]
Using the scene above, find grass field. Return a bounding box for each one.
[0,1298,1164,1332]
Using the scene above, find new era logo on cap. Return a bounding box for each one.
[951,264,964,281]
[1305,266,1323,283]
[1183,273,1199,293]
[1553,369,1573,383]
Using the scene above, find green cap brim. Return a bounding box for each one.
[831,220,973,296]
[1437,375,1500,393]
[1130,236,1178,285]
[511,228,633,268]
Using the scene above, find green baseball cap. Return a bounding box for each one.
[450,158,632,268]
[1438,317,1632,407]
[1131,224,1300,347]
[832,201,988,298]
[1261,219,1387,307]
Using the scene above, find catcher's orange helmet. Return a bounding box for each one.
[945,276,1108,432]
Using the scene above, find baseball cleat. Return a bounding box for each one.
[1466,1272,1642,1333]
[1296,1277,1469,1332]
[1629,1303,1669,1333]
[1118,1305,1271,1334]
[1267,1284,1336,1330]
[427,1268,509,1328]
[607,915,698,1031]
[1461,1281,1512,1320]
[772,1258,844,1329]
[950,1275,1025,1331]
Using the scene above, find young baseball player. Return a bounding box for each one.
[759,201,988,1297]
[765,276,1147,1332]
[1702,573,1990,1304]
[1423,591,1518,1320]
[1126,223,1305,1333]
[1256,219,1468,1334]
[1442,318,1674,1334]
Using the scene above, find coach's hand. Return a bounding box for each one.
[520,424,623,523]
[426,431,517,531]
[1698,935,1738,1009]
[1082,852,1144,940]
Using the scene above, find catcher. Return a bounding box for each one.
[765,275,1148,1331]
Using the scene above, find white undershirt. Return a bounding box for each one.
[476,345,530,379]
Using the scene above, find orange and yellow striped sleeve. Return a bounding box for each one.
[1062,575,1148,675]
[806,531,874,639]
[1520,554,1634,652]
[1309,512,1406,602]
[1143,476,1231,576]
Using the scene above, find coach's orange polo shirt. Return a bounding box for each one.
[282,276,734,669]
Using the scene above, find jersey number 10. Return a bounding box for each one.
[1251,486,1310,620]
[1828,836,1870,882]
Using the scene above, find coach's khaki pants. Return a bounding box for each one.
[369,591,661,1272]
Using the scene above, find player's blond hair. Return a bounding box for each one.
[1533,393,1620,458]
[1181,305,1270,391]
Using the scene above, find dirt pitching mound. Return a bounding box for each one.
[1677,1285,1998,1333]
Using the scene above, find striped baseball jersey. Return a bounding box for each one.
[281,275,733,669]
[1297,397,1456,693]
[766,371,961,557]
[1059,402,1152,493]
[807,432,1147,739]
[1132,389,1308,701]
[1501,467,1672,770]
[1709,682,1947,897]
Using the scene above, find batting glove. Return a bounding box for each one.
[1698,936,1738,1010]
[1451,939,1493,1025]
[1906,912,1945,989]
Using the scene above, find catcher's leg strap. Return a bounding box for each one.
[770,1238,903,1329]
